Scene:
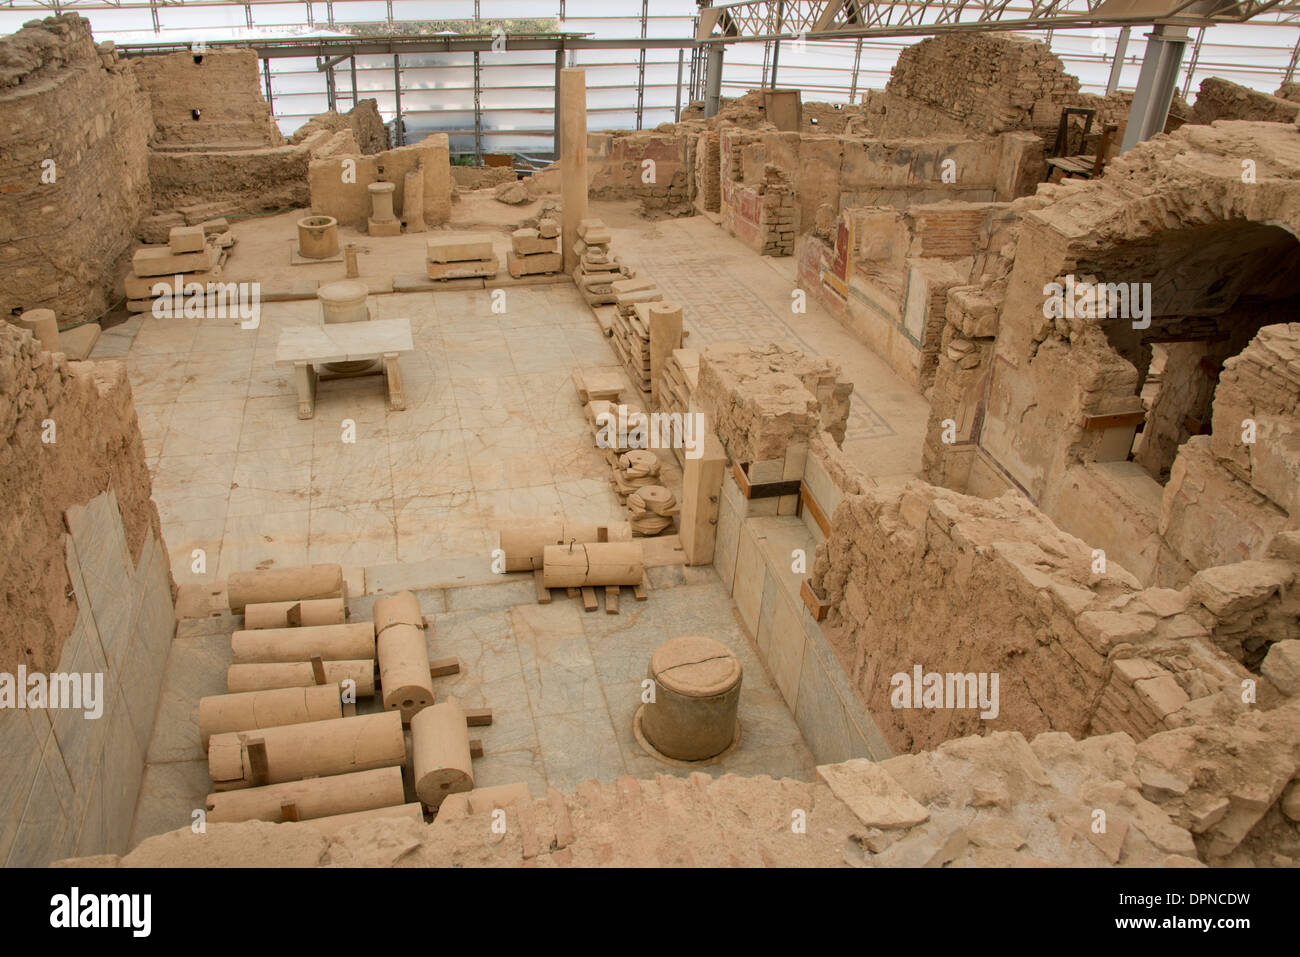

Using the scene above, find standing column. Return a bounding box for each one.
[560,68,589,274]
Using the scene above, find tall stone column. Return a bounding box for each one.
[560,68,589,274]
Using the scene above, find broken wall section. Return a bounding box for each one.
[588,130,693,217]
[0,15,151,326]
[1190,76,1300,125]
[808,480,1293,755]
[309,134,452,228]
[130,48,282,149]
[291,98,390,154]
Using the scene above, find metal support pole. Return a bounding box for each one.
[323,57,336,111]
[473,50,483,163]
[1105,26,1130,96]
[849,37,863,103]
[770,0,784,89]
[305,0,313,29]
[150,0,159,33]
[636,0,648,130]
[675,49,684,122]
[245,0,253,30]
[761,40,770,88]
[1286,35,1300,84]
[392,52,403,147]
[704,42,724,118]
[1181,26,1206,99]
[350,54,357,109]
[327,0,334,30]
[262,57,274,113]
[1120,23,1189,153]
[554,49,564,161]
[386,0,392,30]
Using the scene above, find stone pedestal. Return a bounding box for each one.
[317,280,376,373]
[297,215,340,259]
[367,182,401,236]
[637,635,741,763]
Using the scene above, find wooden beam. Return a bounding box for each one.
[799,482,831,536]
[1082,410,1146,431]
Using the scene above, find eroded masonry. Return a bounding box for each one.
[1,13,1298,869]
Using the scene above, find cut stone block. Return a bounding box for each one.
[511,229,556,256]
[131,246,211,278]
[507,250,562,277]
[427,256,499,280]
[537,218,559,238]
[426,234,495,263]
[168,225,205,254]
[817,759,930,829]
[368,218,402,237]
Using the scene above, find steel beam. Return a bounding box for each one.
[1120,22,1189,152]
[704,42,725,117]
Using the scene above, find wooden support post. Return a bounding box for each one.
[247,736,270,787]
[285,602,303,627]
[309,654,328,686]
[280,800,300,823]
[470,739,484,759]
[632,578,648,601]
[534,567,551,604]
[605,585,620,614]
[581,586,598,611]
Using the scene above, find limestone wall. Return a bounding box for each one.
[0,15,151,327]
[290,99,390,155]
[0,324,173,865]
[308,134,452,228]
[130,48,283,149]
[587,130,692,216]
[883,33,1080,137]
[1191,76,1300,125]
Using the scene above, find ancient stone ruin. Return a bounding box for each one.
[0,11,1296,886]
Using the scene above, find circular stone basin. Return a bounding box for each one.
[296,215,339,260]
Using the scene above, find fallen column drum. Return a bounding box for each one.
[542,542,644,589]
[227,564,344,614]
[243,598,348,629]
[377,621,434,723]
[208,711,406,791]
[230,622,375,664]
[411,697,474,809]
[199,684,344,750]
[226,660,375,697]
[205,766,405,823]
[498,522,631,572]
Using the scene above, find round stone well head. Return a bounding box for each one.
[636,635,742,764]
[296,215,340,260]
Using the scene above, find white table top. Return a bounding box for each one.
[275,318,414,367]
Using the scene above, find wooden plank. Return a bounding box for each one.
[605,585,620,614]
[280,800,299,823]
[534,567,552,604]
[800,578,831,622]
[581,586,598,612]
[429,656,461,678]
[1082,410,1147,431]
[247,736,270,787]
[309,654,328,686]
[465,708,493,727]
[632,577,648,601]
[800,482,832,536]
[285,602,303,627]
[470,740,484,759]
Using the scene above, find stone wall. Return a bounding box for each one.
[884,33,1081,137]
[0,15,151,327]
[695,342,853,464]
[1191,76,1300,125]
[587,130,692,217]
[0,323,174,865]
[808,479,1289,755]
[130,48,283,149]
[290,99,390,155]
[308,134,452,229]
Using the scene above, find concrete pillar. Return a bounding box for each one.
[1121,23,1190,153]
[560,68,589,274]
[704,43,724,118]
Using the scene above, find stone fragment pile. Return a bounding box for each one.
[124,220,233,313]
[507,217,562,277]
